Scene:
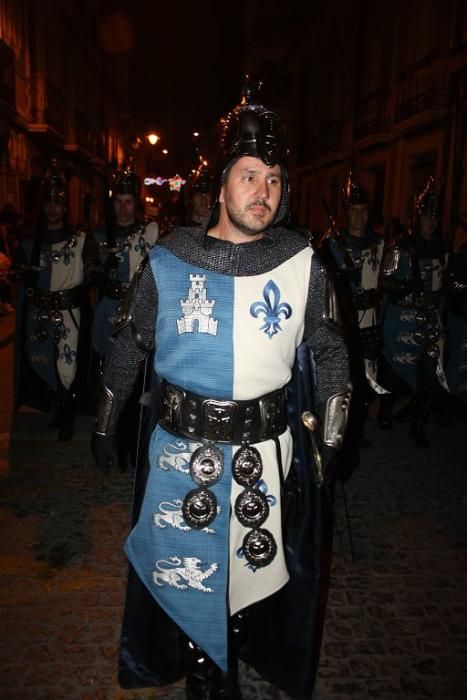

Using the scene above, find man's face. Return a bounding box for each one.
[192,192,211,223]
[219,156,282,238]
[346,204,368,236]
[114,193,136,226]
[419,214,438,238]
[44,200,65,230]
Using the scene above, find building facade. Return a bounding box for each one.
[244,0,467,248]
[0,0,129,228]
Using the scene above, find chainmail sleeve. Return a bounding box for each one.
[303,255,350,404]
[103,257,158,399]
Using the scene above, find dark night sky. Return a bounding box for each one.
[125,2,245,168]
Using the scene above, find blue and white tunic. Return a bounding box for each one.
[104,227,350,671]
[22,231,86,392]
[92,221,159,356]
[328,229,385,391]
[444,248,467,403]
[381,233,448,390]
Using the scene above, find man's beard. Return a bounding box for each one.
[225,197,275,236]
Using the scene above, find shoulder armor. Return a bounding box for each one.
[322,385,352,449]
[324,273,343,329]
[113,255,153,350]
[383,245,401,276]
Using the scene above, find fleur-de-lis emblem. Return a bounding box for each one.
[135,236,150,257]
[59,343,77,365]
[62,248,75,265]
[257,478,277,507]
[250,280,292,338]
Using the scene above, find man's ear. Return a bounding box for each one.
[219,185,225,204]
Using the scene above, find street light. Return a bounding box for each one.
[147,133,159,145]
[162,149,168,155]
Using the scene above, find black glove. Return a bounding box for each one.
[91,432,118,473]
[322,444,339,483]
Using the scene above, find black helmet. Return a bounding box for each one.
[415,176,441,217]
[214,77,290,226]
[219,78,288,171]
[342,171,369,209]
[112,156,140,198]
[190,161,212,195]
[43,159,67,204]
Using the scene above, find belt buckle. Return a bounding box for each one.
[160,384,185,432]
[259,393,283,439]
[202,399,236,442]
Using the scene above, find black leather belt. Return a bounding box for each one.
[26,285,82,310]
[159,382,286,444]
[398,290,439,308]
[352,287,378,310]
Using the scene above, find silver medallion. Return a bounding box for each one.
[190,445,224,486]
[50,310,64,327]
[35,327,47,343]
[413,329,425,345]
[235,488,269,528]
[182,488,217,529]
[242,528,277,568]
[232,445,263,487]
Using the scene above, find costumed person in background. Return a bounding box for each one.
[444,236,467,408]
[184,161,212,227]
[378,177,449,447]
[91,81,351,700]
[14,161,97,440]
[323,174,385,472]
[91,158,159,468]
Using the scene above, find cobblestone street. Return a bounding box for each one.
[1,311,466,699]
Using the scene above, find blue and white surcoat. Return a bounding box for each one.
[92,221,159,356]
[124,243,313,670]
[22,232,86,392]
[381,238,448,390]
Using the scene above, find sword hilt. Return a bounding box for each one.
[301,411,324,484]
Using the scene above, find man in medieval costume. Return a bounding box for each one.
[323,174,385,472]
[91,159,159,466]
[92,83,351,699]
[378,177,449,447]
[184,161,212,227]
[14,161,97,440]
[443,239,467,407]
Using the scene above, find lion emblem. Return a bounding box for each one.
[153,499,218,534]
[393,352,416,365]
[158,440,200,473]
[152,556,218,593]
[397,333,418,346]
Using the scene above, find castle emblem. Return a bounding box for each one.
[177,274,218,335]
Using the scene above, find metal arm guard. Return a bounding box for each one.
[94,383,123,437]
[320,386,352,449]
[382,245,401,276]
[324,274,343,331]
[113,256,154,352]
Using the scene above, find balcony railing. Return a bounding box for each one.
[354,88,389,140]
[395,50,448,122]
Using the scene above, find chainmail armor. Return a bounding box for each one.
[104,226,349,403]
